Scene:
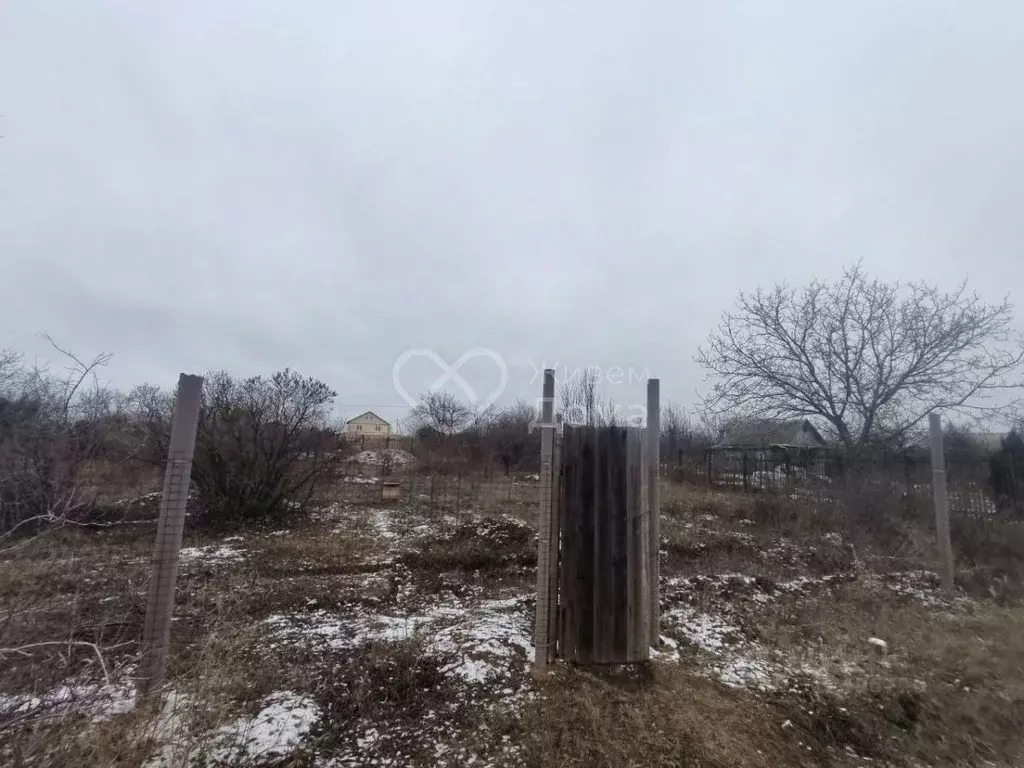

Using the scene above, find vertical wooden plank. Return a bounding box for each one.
[646,379,661,646]
[626,428,638,662]
[576,427,596,664]
[558,428,575,661]
[631,429,651,661]
[609,427,629,660]
[593,428,611,663]
[547,429,561,662]
[626,428,646,661]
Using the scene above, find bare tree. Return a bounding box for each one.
[697,263,1024,451]
[404,390,478,436]
[559,368,599,426]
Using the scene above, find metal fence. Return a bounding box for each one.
[330,468,541,513]
[666,447,1021,519]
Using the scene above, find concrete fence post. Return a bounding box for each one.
[138,373,203,696]
[929,412,956,594]
[534,369,557,670]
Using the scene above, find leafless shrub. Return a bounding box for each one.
[0,338,118,539]
[130,369,342,529]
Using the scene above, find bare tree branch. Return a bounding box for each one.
[696,262,1024,451]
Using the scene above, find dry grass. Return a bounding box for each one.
[249,532,374,578]
[5,476,1024,767]
[522,664,822,768]
[399,516,536,574]
[757,580,1024,766]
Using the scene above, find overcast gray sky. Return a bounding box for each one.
[2,1,1022,424]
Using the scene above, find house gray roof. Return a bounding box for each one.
[714,418,825,448]
[974,432,1007,451]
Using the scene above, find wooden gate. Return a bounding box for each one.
[557,426,651,664]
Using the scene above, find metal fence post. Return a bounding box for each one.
[138,373,203,696]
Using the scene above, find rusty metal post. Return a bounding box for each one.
[138,374,203,695]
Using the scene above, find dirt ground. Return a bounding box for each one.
[2,480,1023,767]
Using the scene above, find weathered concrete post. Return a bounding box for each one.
[534,369,557,670]
[646,378,661,645]
[138,373,203,695]
[929,413,955,594]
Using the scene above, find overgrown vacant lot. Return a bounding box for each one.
[3,483,1024,767]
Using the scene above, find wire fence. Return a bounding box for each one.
[666,448,1022,520]
[330,468,541,513]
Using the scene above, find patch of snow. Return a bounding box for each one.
[716,657,776,689]
[431,599,533,683]
[366,508,401,540]
[203,691,321,765]
[662,606,782,690]
[348,449,416,467]
[147,691,321,767]
[266,595,534,685]
[664,606,742,653]
[872,570,970,607]
[178,545,245,565]
[143,691,192,768]
[0,677,137,723]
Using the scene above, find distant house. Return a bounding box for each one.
[345,411,391,438]
[712,418,828,462]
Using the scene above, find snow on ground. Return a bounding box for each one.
[348,449,416,467]
[0,676,137,723]
[662,604,778,690]
[178,544,246,565]
[265,592,535,686]
[263,586,534,768]
[144,691,321,767]
[871,570,973,607]
[203,691,322,765]
[431,597,535,683]
[341,475,380,484]
[328,505,420,546]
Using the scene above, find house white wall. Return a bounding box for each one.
[345,412,391,437]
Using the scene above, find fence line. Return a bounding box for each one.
[666,447,1022,520]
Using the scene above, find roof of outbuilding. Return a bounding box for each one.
[714,418,825,448]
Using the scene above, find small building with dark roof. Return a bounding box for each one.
[714,418,827,451]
